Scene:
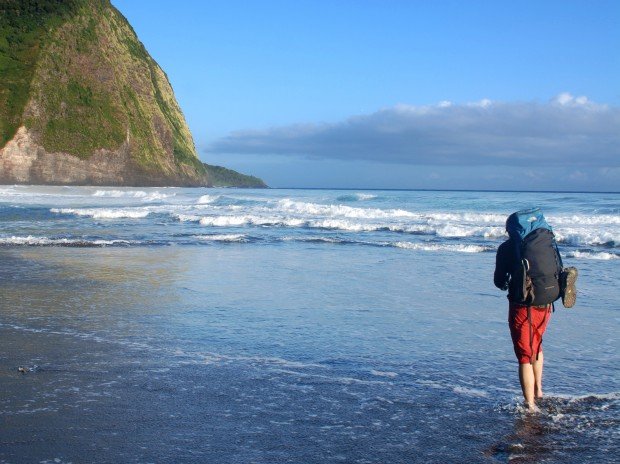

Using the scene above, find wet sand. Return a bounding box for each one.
[1,241,618,463]
[0,326,161,462]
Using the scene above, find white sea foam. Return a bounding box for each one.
[390,224,433,234]
[281,218,310,227]
[453,386,489,398]
[308,219,379,232]
[51,208,150,219]
[555,229,618,248]
[277,199,416,219]
[185,214,383,232]
[282,236,432,250]
[433,225,507,239]
[484,227,507,239]
[5,188,613,258]
[190,214,443,235]
[90,193,616,253]
[282,236,349,245]
[356,193,377,201]
[173,210,511,240]
[199,215,254,227]
[394,242,492,253]
[194,215,305,228]
[550,391,620,402]
[0,187,21,196]
[92,190,170,201]
[142,192,172,201]
[0,186,72,198]
[550,214,620,226]
[197,194,219,204]
[423,212,506,223]
[171,348,325,370]
[93,189,144,198]
[176,214,202,222]
[565,250,619,260]
[435,224,480,237]
[0,235,133,246]
[195,234,248,242]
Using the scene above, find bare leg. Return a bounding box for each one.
[532,351,544,399]
[518,363,538,411]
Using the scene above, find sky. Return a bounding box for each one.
[111,0,620,191]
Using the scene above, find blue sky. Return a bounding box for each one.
[112,0,619,190]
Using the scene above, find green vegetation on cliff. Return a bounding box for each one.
[0,0,80,147]
[203,163,268,188]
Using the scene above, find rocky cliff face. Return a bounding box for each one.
[0,0,259,186]
[1,125,183,185]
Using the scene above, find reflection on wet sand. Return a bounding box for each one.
[1,248,188,323]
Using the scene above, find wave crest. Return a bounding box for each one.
[565,250,618,260]
[394,242,492,253]
[0,235,134,247]
[51,208,150,219]
[195,234,249,242]
[93,190,171,201]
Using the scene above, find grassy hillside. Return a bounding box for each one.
[203,163,268,188]
[0,0,80,147]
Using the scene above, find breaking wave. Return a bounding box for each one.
[336,193,378,202]
[0,235,135,247]
[92,190,172,201]
[51,208,150,219]
[550,214,620,226]
[172,212,509,238]
[276,199,416,219]
[281,236,493,253]
[197,194,220,204]
[555,229,618,248]
[393,242,493,253]
[565,250,619,260]
[167,210,615,248]
[0,188,616,257]
[194,234,249,243]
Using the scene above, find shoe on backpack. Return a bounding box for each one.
[561,267,578,308]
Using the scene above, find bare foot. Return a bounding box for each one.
[525,401,541,413]
[534,386,543,399]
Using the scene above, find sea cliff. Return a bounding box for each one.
[0,0,265,187]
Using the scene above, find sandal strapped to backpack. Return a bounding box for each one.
[561,267,578,308]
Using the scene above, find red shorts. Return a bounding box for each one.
[508,302,552,364]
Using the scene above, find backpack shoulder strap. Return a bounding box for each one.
[553,237,564,269]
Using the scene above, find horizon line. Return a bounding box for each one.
[268,187,620,194]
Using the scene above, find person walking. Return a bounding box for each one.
[494,208,577,411]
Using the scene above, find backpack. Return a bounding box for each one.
[506,208,563,306]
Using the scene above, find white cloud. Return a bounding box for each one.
[554,92,575,106]
[206,94,620,168]
[470,98,492,108]
[552,92,592,107]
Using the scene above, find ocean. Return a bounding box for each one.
[0,185,618,463]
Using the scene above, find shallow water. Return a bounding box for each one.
[0,187,618,463]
